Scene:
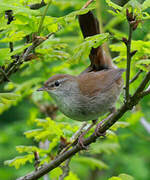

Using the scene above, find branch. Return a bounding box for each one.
[123,9,140,102]
[37,0,52,34]
[17,70,150,180]
[5,10,14,52]
[29,0,46,10]
[124,10,134,102]
[81,0,94,9]
[134,71,150,97]
[129,69,143,84]
[0,67,10,82]
[123,70,143,89]
[0,33,53,84]
[59,158,71,180]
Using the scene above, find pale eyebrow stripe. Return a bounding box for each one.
[48,78,69,87]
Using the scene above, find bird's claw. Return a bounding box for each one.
[95,123,106,137]
[77,134,88,150]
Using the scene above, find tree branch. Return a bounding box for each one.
[29,0,46,10]
[37,0,52,34]
[0,33,53,84]
[129,70,143,84]
[125,10,134,103]
[123,70,143,89]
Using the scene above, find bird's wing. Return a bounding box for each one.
[78,68,124,97]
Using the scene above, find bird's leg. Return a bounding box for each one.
[78,119,98,149]
[95,107,116,137]
[59,122,88,154]
[71,122,88,142]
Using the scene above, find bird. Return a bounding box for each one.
[37,11,124,148]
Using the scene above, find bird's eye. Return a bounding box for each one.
[54,80,60,87]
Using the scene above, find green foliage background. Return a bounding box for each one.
[0,0,150,180]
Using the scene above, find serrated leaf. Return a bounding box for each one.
[4,154,34,169]
[64,171,80,180]
[16,145,39,154]
[90,142,120,155]
[50,167,63,179]
[0,48,11,65]
[0,93,20,100]
[119,174,134,180]
[111,121,130,131]
[69,33,109,64]
[73,156,108,170]
[109,173,134,180]
[0,31,27,42]
[136,59,150,72]
[126,111,144,125]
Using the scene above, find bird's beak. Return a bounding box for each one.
[37,86,47,91]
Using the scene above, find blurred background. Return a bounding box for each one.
[0,0,150,179]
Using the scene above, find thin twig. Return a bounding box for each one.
[0,33,53,84]
[82,0,94,9]
[125,23,133,102]
[123,69,143,89]
[134,71,150,96]
[37,0,52,34]
[0,67,10,82]
[129,69,143,84]
[124,9,139,102]
[59,158,71,180]
[139,84,150,97]
[34,151,40,171]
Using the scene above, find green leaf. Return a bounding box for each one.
[73,156,108,170]
[0,2,40,16]
[106,0,122,11]
[50,167,63,179]
[136,59,150,72]
[0,93,20,100]
[109,177,122,180]
[0,48,11,65]
[4,154,34,169]
[0,31,27,43]
[16,145,39,154]
[69,33,109,64]
[10,43,32,56]
[90,142,120,155]
[110,121,130,131]
[126,111,144,125]
[109,173,134,180]
[64,171,80,180]
[142,0,150,10]
[65,3,96,22]
[119,174,134,180]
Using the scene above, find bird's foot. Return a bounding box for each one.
[95,124,106,137]
[77,133,88,150]
[94,118,108,137]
